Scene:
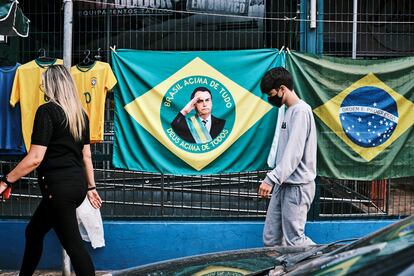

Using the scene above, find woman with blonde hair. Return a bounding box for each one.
[0,65,101,275]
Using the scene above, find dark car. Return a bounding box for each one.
[111,216,414,276]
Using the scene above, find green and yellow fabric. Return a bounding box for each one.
[286,51,414,179]
[112,49,285,174]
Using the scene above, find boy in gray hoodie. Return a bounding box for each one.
[258,67,317,246]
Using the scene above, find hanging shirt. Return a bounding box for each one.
[10,58,63,151]
[71,61,117,143]
[0,63,25,154]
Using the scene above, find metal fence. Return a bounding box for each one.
[323,0,414,57]
[1,0,413,220]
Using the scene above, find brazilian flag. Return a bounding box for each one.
[112,49,284,174]
[286,51,414,179]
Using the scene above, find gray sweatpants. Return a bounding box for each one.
[263,181,316,246]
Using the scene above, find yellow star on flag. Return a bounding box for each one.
[313,73,414,161]
[124,57,273,170]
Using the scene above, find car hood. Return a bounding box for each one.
[111,246,331,276]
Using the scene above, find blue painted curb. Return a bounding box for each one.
[0,220,395,270]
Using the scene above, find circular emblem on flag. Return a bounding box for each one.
[161,75,235,153]
[339,86,398,148]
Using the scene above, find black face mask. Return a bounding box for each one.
[267,94,284,107]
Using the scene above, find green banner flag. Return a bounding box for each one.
[286,51,414,180]
[112,49,284,174]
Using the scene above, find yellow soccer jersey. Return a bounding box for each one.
[10,58,63,151]
[71,61,117,143]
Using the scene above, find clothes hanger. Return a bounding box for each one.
[36,48,55,63]
[94,48,102,61]
[78,49,95,66]
[38,48,46,58]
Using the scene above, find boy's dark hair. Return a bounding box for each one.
[260,67,293,94]
[191,87,212,99]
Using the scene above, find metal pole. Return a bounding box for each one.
[161,173,165,216]
[310,0,317,29]
[386,179,390,215]
[63,0,73,68]
[352,0,358,59]
[62,1,73,275]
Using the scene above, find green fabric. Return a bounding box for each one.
[286,51,414,179]
[0,0,30,37]
[112,49,285,174]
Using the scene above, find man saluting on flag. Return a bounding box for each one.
[171,87,225,144]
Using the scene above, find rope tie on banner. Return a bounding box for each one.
[110,45,117,53]
[278,46,285,54]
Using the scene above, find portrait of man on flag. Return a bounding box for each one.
[171,86,226,144]
[112,49,282,174]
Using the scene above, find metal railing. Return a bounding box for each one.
[1,0,413,220]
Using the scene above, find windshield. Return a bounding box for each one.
[286,216,414,275]
[330,216,414,254]
[311,235,414,275]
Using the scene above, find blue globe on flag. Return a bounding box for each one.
[339,86,398,148]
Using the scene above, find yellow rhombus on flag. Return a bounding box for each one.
[313,73,414,162]
[124,57,272,170]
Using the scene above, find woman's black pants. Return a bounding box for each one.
[19,174,95,275]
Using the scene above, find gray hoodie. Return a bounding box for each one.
[264,100,317,186]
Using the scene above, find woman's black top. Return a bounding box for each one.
[31,102,90,175]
